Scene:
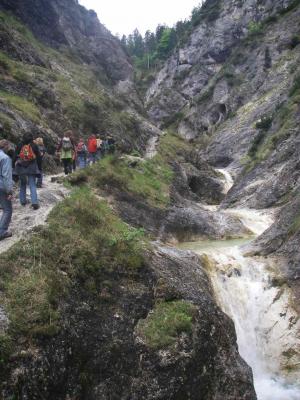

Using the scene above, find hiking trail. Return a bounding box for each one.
[0,175,68,254]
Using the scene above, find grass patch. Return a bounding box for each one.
[244,72,300,173]
[289,74,300,97]
[0,11,37,44]
[69,132,191,208]
[136,300,197,349]
[0,91,41,123]
[288,211,300,236]
[0,112,14,139]
[89,154,173,208]
[191,0,222,25]
[0,189,146,340]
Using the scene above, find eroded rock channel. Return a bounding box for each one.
[178,170,300,400]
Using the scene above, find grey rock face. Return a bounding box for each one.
[0,0,133,82]
[247,190,300,313]
[1,246,256,400]
[161,204,250,242]
[146,0,294,126]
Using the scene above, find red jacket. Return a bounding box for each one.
[87,136,97,153]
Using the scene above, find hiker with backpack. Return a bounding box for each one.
[34,137,46,188]
[76,138,88,169]
[107,135,116,154]
[57,130,75,175]
[0,140,14,240]
[96,135,102,161]
[70,132,77,172]
[87,134,97,165]
[14,132,42,210]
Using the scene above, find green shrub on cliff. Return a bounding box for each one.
[0,91,41,123]
[288,211,300,236]
[289,74,300,97]
[89,155,173,208]
[136,300,197,349]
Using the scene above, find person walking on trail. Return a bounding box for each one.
[107,135,116,154]
[70,133,77,172]
[102,136,109,156]
[57,130,75,175]
[76,138,88,169]
[87,134,97,164]
[0,140,13,241]
[96,135,102,161]
[34,137,46,188]
[14,132,42,210]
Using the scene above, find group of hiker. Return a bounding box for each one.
[0,130,115,241]
[57,131,115,175]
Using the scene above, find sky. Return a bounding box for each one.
[78,0,202,37]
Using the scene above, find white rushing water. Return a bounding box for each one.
[179,169,300,400]
[216,168,234,194]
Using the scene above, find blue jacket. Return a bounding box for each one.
[0,149,13,194]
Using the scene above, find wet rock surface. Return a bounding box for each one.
[248,190,300,313]
[1,246,256,400]
[0,0,300,397]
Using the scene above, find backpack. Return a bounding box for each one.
[96,138,102,149]
[62,138,72,150]
[19,144,36,162]
[88,138,97,153]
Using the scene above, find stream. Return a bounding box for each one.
[178,170,300,400]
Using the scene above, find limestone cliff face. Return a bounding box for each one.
[146,0,300,209]
[1,245,257,400]
[146,0,293,126]
[0,0,158,154]
[0,0,132,82]
[144,0,300,383]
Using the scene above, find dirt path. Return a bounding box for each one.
[0,175,68,254]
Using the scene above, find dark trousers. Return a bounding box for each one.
[62,158,73,175]
[0,190,12,236]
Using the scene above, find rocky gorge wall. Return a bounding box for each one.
[0,0,300,398]
[0,0,159,153]
[144,0,300,389]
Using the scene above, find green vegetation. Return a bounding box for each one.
[289,74,300,97]
[69,132,190,208]
[121,0,221,76]
[0,11,37,44]
[247,116,273,158]
[290,35,300,49]
[70,154,173,208]
[0,91,41,123]
[0,189,145,345]
[247,21,264,36]
[0,112,13,139]
[288,211,300,236]
[244,76,299,172]
[0,11,138,140]
[136,300,197,349]
[278,0,300,16]
[255,116,273,131]
[191,0,222,25]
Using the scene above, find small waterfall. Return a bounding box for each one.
[179,169,300,399]
[216,168,234,194]
[206,242,300,400]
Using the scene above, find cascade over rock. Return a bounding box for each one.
[0,0,300,398]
